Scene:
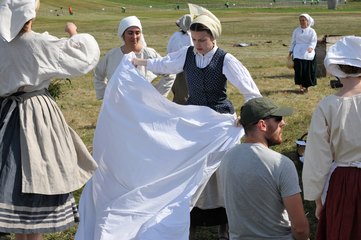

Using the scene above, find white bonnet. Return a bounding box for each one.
[176,14,193,33]
[324,36,361,78]
[188,3,221,39]
[299,13,315,27]
[0,0,37,42]
[118,16,142,38]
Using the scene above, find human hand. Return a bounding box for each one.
[315,198,323,220]
[131,58,147,67]
[65,22,77,37]
[307,47,313,53]
[234,116,241,127]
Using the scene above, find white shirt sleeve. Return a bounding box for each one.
[93,56,108,100]
[147,46,188,75]
[223,53,262,101]
[93,48,124,100]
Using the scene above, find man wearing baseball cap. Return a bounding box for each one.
[220,97,310,240]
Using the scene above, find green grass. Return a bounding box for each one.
[6,0,361,239]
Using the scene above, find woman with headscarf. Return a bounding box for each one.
[133,4,261,239]
[289,13,317,93]
[93,16,175,100]
[0,0,99,239]
[302,36,361,240]
[167,14,193,104]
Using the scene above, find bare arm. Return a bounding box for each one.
[315,197,323,220]
[65,22,78,37]
[283,193,310,240]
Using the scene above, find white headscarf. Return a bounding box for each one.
[117,16,147,47]
[0,0,37,42]
[324,36,361,78]
[299,13,315,27]
[176,14,193,33]
[188,3,221,40]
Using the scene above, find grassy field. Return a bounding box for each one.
[7,0,361,239]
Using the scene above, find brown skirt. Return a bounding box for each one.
[316,167,361,240]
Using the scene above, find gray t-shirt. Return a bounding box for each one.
[219,143,301,240]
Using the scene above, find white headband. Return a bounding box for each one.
[300,13,315,27]
[118,16,142,38]
[117,16,146,47]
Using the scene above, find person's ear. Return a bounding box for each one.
[257,119,267,132]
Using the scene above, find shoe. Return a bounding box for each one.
[300,87,308,94]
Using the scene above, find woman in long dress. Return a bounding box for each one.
[288,13,317,93]
[0,1,99,239]
[302,36,361,240]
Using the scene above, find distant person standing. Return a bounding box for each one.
[167,14,193,104]
[220,97,310,240]
[68,5,73,15]
[289,13,317,93]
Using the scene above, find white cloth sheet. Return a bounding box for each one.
[75,53,243,240]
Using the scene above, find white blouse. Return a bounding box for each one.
[302,94,361,200]
[147,46,261,101]
[289,27,317,60]
[0,31,100,97]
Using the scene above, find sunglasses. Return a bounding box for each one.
[263,116,283,122]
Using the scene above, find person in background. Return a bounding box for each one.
[289,13,317,93]
[68,6,73,15]
[93,16,174,100]
[302,36,361,240]
[167,14,193,104]
[132,4,261,239]
[220,97,310,240]
[0,0,99,239]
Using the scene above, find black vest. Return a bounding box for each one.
[183,46,234,114]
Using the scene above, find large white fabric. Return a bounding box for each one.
[75,53,243,240]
